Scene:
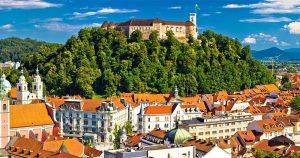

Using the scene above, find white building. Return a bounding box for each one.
[16,68,43,104]
[53,97,129,143]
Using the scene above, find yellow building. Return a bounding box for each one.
[101,13,198,40]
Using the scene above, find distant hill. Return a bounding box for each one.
[252,47,300,61]
[0,37,49,62]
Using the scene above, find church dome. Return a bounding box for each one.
[1,74,11,89]
[165,127,193,144]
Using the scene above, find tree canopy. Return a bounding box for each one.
[22,28,274,98]
[0,37,50,62]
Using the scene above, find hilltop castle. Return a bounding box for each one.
[101,13,198,40]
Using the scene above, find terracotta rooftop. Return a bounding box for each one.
[144,105,173,115]
[185,139,214,153]
[147,129,166,139]
[10,103,54,128]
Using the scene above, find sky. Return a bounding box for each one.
[1,0,300,50]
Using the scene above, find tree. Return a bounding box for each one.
[282,75,289,84]
[123,121,133,134]
[130,30,143,42]
[20,28,275,97]
[149,30,159,42]
[113,125,121,149]
[291,96,300,110]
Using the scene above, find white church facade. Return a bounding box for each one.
[15,68,43,104]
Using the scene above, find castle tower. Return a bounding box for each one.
[0,75,10,148]
[190,13,197,27]
[17,69,29,104]
[32,66,43,100]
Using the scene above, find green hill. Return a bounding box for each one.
[0,37,49,62]
[23,28,275,98]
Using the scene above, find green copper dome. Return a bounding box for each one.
[165,128,193,144]
[0,75,7,99]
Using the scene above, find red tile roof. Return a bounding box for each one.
[144,106,173,115]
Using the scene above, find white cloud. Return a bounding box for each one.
[168,6,182,10]
[284,22,300,34]
[215,11,222,14]
[296,42,300,45]
[224,0,300,14]
[242,33,288,46]
[201,14,210,17]
[242,36,256,44]
[30,17,63,23]
[73,7,139,19]
[223,4,248,9]
[34,22,101,32]
[0,0,61,9]
[0,24,13,29]
[280,41,290,46]
[240,17,292,23]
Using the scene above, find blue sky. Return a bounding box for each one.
[1,0,300,50]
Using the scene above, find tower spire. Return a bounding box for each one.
[36,65,39,75]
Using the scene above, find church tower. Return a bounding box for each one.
[32,66,43,100]
[17,69,29,104]
[0,74,10,148]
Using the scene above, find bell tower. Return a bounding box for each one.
[32,66,43,100]
[17,69,29,104]
[0,74,10,148]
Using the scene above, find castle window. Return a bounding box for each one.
[3,104,7,111]
[18,86,21,91]
[34,85,37,90]
[39,85,42,90]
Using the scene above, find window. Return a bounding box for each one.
[206,125,210,128]
[225,123,229,126]
[3,104,6,111]
[225,129,229,132]
[77,120,80,124]
[231,128,235,132]
[18,86,21,91]
[213,124,217,127]
[34,85,37,90]
[212,131,217,134]
[92,121,96,126]
[156,117,160,122]
[219,124,222,127]
[92,115,96,119]
[148,118,150,122]
[164,124,169,128]
[84,114,88,118]
[231,122,235,125]
[198,132,203,135]
[165,117,169,121]
[39,85,41,89]
[84,121,88,125]
[155,124,159,128]
[219,130,223,133]
[148,125,150,129]
[237,128,241,131]
[92,128,96,133]
[205,131,210,135]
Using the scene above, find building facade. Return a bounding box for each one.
[54,97,129,143]
[181,112,254,140]
[16,68,43,104]
[101,13,198,40]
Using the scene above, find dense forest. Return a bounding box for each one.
[13,28,274,98]
[0,37,49,62]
